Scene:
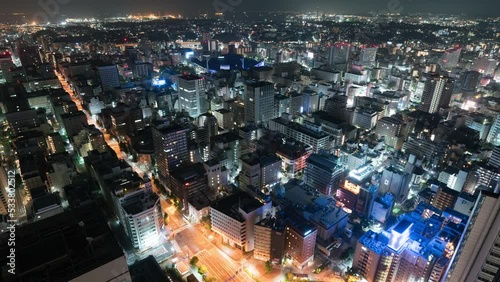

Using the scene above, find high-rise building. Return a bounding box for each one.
[304,154,343,196]
[487,114,500,146]
[438,167,473,192]
[420,74,454,114]
[354,211,465,282]
[432,185,460,211]
[178,74,207,118]
[358,47,378,66]
[97,65,120,91]
[375,115,405,150]
[254,215,286,262]
[5,109,39,135]
[274,94,291,117]
[116,181,163,250]
[16,45,42,67]
[244,81,275,125]
[269,119,330,153]
[324,95,348,121]
[169,163,208,211]
[379,166,411,204]
[213,109,234,130]
[475,163,500,192]
[446,191,500,282]
[327,43,350,69]
[284,220,317,269]
[402,136,446,163]
[210,192,272,252]
[0,51,14,83]
[489,146,500,169]
[352,107,379,130]
[239,154,281,194]
[275,139,312,180]
[152,122,189,184]
[197,113,218,144]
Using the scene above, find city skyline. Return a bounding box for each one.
[1,3,500,282]
[2,0,500,19]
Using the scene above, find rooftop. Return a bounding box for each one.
[211,192,264,221]
[0,205,124,282]
[129,256,170,282]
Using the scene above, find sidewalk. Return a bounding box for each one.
[171,239,183,254]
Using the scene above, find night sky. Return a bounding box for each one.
[3,0,500,18]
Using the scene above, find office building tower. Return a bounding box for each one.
[210,192,272,252]
[213,109,234,130]
[354,212,464,282]
[254,215,286,262]
[275,94,291,117]
[371,193,395,224]
[275,140,312,180]
[439,48,461,70]
[324,95,347,121]
[446,191,500,282]
[269,119,330,153]
[152,122,189,184]
[289,91,303,117]
[97,65,120,91]
[438,167,473,192]
[204,159,227,192]
[352,107,379,130]
[0,52,14,83]
[432,185,460,211]
[487,114,500,146]
[196,113,218,144]
[178,74,207,118]
[211,132,241,172]
[244,81,275,125]
[489,146,500,169]
[16,45,42,67]
[379,166,411,203]
[353,230,396,282]
[375,115,405,150]
[301,89,320,114]
[304,154,343,196]
[475,163,500,193]
[358,47,378,66]
[464,113,491,141]
[169,163,207,211]
[420,74,454,114]
[130,62,153,79]
[327,43,350,69]
[402,137,446,163]
[239,154,281,194]
[284,220,317,269]
[5,109,39,135]
[116,182,163,250]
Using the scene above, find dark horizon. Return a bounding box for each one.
[2,0,500,19]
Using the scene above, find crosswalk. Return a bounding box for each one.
[196,249,254,282]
